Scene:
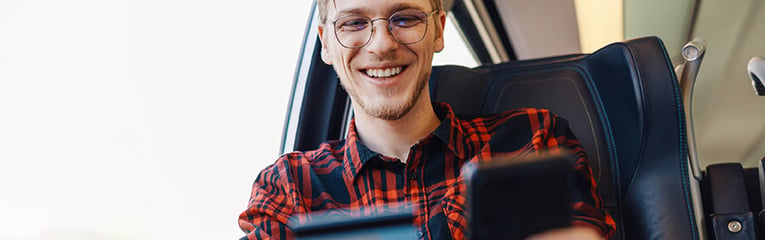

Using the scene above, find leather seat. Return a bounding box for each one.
[429,36,700,239]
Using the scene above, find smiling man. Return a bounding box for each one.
[238,0,615,239]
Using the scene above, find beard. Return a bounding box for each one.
[341,70,430,121]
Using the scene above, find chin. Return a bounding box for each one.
[365,105,411,120]
[361,94,417,120]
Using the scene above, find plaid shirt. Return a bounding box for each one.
[239,102,615,239]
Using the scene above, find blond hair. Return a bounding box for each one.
[317,0,443,23]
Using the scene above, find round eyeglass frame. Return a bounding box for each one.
[331,9,440,49]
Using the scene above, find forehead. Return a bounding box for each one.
[328,0,431,17]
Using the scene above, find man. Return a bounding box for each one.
[239,0,615,239]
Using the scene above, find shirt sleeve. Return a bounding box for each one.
[238,158,298,240]
[549,114,616,238]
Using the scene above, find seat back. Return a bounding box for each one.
[429,37,699,239]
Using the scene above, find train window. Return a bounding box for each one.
[433,14,479,68]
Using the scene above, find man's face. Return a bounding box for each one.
[318,0,445,120]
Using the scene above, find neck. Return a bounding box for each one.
[353,95,441,162]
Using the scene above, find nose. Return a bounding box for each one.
[365,19,399,55]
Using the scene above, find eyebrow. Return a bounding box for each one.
[335,3,427,17]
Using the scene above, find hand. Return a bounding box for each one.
[526,226,605,240]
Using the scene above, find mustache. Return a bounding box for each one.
[353,54,414,67]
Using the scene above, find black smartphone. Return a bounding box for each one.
[464,152,574,240]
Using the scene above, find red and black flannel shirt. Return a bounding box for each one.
[239,102,615,239]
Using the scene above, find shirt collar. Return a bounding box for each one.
[430,102,469,160]
[341,102,470,182]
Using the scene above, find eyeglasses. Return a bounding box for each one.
[332,9,439,49]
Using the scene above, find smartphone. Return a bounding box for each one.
[464,152,574,240]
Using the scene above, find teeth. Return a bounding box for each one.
[365,67,402,78]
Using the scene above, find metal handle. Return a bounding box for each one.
[678,38,706,181]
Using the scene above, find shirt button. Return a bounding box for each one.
[409,172,418,180]
[416,231,424,238]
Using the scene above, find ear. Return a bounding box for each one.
[433,11,446,53]
[317,24,333,65]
